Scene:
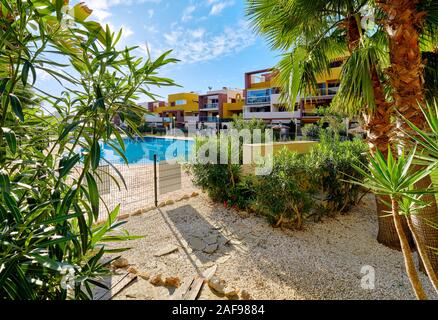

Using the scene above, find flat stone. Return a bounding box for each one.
[154,244,179,257]
[203,243,218,254]
[216,255,231,264]
[188,237,205,251]
[204,235,218,245]
[165,199,175,206]
[191,192,199,197]
[202,265,217,281]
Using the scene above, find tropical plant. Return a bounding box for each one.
[352,147,438,299]
[0,0,177,299]
[377,0,438,270]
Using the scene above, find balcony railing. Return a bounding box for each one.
[199,116,219,122]
[201,103,219,109]
[246,96,271,105]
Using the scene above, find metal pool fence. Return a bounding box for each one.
[95,155,196,222]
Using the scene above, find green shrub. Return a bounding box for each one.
[309,133,367,213]
[0,2,176,300]
[253,149,316,229]
[301,124,321,140]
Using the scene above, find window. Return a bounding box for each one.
[246,89,271,104]
[327,81,340,95]
[317,83,327,95]
[329,60,343,68]
[175,99,187,105]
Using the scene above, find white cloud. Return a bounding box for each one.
[182,5,196,22]
[154,20,256,64]
[86,0,161,22]
[190,28,206,38]
[208,0,234,15]
[147,9,154,18]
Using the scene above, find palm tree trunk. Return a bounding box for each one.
[365,68,415,250]
[378,0,438,272]
[391,197,428,299]
[345,12,412,250]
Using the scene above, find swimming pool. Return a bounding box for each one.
[101,136,194,164]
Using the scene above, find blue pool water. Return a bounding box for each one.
[101,137,194,164]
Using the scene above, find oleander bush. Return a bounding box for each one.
[189,131,368,229]
[0,1,176,300]
[252,149,317,229]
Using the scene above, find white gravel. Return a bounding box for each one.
[108,192,437,300]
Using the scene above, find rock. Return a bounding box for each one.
[208,276,226,294]
[127,266,138,274]
[131,209,142,216]
[118,214,130,220]
[150,274,164,286]
[165,277,181,288]
[165,199,175,206]
[205,235,218,245]
[142,206,155,213]
[216,255,231,264]
[203,243,218,254]
[154,244,179,257]
[112,258,129,269]
[126,294,136,299]
[176,194,190,202]
[202,265,217,281]
[240,290,252,300]
[138,272,150,280]
[191,192,199,197]
[224,287,239,298]
[188,237,205,251]
[158,202,166,208]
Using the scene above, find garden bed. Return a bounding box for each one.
[107,193,436,300]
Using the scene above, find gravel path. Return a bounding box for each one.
[108,193,437,300]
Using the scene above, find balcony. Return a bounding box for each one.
[201,103,219,110]
[246,96,271,105]
[184,116,199,123]
[199,116,220,122]
[243,110,301,120]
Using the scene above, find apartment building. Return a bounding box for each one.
[153,92,199,126]
[198,88,244,124]
[242,60,344,127]
[243,68,300,124]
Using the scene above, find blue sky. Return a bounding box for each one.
[38,0,281,103]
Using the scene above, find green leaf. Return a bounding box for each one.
[86,172,100,219]
[9,94,24,121]
[90,140,101,170]
[1,127,16,154]
[58,154,81,179]
[0,170,10,193]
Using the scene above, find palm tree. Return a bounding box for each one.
[377,0,438,271]
[246,0,413,249]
